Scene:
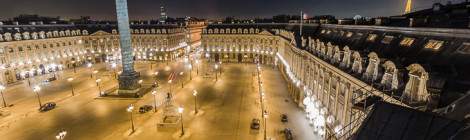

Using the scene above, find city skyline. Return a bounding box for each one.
[0,0,464,20]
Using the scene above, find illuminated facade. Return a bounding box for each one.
[202,23,470,139]
[202,25,281,64]
[0,24,188,84]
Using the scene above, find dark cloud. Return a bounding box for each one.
[0,0,464,20]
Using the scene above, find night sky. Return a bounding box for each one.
[0,0,464,20]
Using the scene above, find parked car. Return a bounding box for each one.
[43,77,57,82]
[284,128,293,140]
[250,118,260,129]
[139,105,153,113]
[281,114,288,123]
[39,102,56,112]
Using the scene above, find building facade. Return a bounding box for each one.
[202,23,470,139]
[0,24,188,84]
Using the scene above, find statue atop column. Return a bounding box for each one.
[115,0,141,97]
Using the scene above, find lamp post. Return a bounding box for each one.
[188,64,192,80]
[33,85,42,109]
[178,107,185,136]
[127,104,135,133]
[214,64,219,81]
[87,63,93,78]
[218,61,222,74]
[151,90,158,113]
[67,78,75,96]
[193,90,198,114]
[71,60,76,73]
[263,111,268,140]
[195,60,199,75]
[96,79,102,96]
[179,72,184,88]
[55,129,67,140]
[0,85,7,107]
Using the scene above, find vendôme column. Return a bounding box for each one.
[116,0,140,97]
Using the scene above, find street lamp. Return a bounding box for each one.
[71,60,76,73]
[263,111,269,140]
[179,72,184,88]
[195,60,200,75]
[188,64,193,80]
[193,90,198,114]
[55,129,67,140]
[96,79,102,96]
[151,90,158,113]
[178,107,185,136]
[214,64,219,81]
[87,63,93,78]
[127,104,135,133]
[218,61,222,74]
[67,78,75,96]
[0,85,7,107]
[33,85,42,109]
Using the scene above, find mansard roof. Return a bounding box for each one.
[0,24,79,34]
[0,24,182,35]
[354,101,466,140]
[81,24,182,34]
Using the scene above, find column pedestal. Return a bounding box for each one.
[118,72,141,97]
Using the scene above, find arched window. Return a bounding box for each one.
[401,64,429,104]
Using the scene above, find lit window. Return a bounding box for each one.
[400,37,415,47]
[367,34,377,42]
[457,43,470,54]
[326,30,331,34]
[381,36,395,44]
[424,40,444,50]
[321,30,326,34]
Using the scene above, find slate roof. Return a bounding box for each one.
[353,101,466,140]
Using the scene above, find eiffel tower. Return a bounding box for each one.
[405,0,412,14]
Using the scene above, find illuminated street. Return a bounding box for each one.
[0,61,319,140]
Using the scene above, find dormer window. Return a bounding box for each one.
[381,36,394,44]
[400,37,415,47]
[326,30,331,34]
[367,34,377,42]
[424,39,444,50]
[457,43,470,54]
[346,32,353,38]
